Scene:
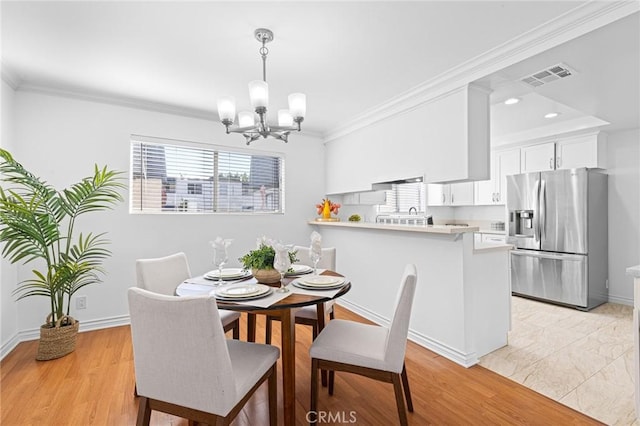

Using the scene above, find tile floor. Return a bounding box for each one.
[480,296,636,426]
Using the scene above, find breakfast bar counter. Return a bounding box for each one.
[309,219,512,367]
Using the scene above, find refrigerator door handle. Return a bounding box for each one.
[540,179,547,240]
[533,179,540,243]
[511,250,583,261]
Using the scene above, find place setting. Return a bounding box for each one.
[285,264,314,277]
[289,274,348,298]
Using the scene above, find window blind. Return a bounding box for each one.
[377,182,425,214]
[130,136,284,214]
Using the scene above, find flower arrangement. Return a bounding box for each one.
[315,198,341,219]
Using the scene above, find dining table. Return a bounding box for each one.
[175,269,351,426]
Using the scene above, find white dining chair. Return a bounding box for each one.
[265,246,337,344]
[309,264,417,426]
[135,252,241,338]
[128,287,279,426]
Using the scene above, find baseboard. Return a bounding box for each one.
[0,315,131,361]
[608,294,633,306]
[337,298,478,368]
[0,333,21,360]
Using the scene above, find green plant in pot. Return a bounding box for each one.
[0,149,125,360]
[239,240,298,285]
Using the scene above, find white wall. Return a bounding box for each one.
[607,128,640,304]
[1,79,20,356]
[6,90,325,338]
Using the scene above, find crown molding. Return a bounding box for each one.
[18,83,219,120]
[1,62,21,90]
[14,83,324,140]
[323,0,639,143]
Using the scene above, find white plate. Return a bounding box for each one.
[204,268,251,280]
[215,284,270,299]
[285,264,313,276]
[292,280,345,291]
[298,275,344,287]
[214,289,274,301]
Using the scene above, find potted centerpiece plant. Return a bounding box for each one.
[240,238,298,285]
[0,149,125,360]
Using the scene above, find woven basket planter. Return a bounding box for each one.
[36,315,79,361]
[252,268,282,286]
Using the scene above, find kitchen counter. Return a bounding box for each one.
[308,220,478,234]
[308,220,511,367]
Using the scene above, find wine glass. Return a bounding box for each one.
[273,248,292,293]
[212,246,228,286]
[309,245,322,276]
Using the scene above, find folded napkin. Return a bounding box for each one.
[310,231,322,253]
[211,236,232,250]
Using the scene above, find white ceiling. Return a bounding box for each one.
[1,1,638,141]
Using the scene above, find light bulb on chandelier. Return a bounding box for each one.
[217,28,306,145]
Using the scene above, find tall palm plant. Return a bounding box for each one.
[0,148,125,325]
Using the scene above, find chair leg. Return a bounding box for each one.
[136,396,152,426]
[328,370,335,396]
[392,373,409,426]
[268,364,277,426]
[401,363,413,412]
[232,319,240,340]
[265,316,273,344]
[310,358,319,426]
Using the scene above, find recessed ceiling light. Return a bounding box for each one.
[544,112,560,119]
[504,97,520,105]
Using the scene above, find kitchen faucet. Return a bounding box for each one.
[408,207,417,215]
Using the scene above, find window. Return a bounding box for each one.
[377,182,425,214]
[130,136,284,214]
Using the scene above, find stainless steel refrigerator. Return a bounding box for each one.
[506,168,608,310]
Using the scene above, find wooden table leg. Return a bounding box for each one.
[247,313,257,342]
[316,303,328,387]
[281,308,296,426]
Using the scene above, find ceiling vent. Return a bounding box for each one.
[520,63,575,88]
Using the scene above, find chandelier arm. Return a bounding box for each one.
[226,126,259,134]
[269,125,299,132]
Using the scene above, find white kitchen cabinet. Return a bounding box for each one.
[341,191,386,205]
[520,142,556,173]
[556,132,607,169]
[482,233,507,244]
[519,132,607,173]
[474,148,520,205]
[427,182,474,206]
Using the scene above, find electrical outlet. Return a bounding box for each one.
[76,295,87,310]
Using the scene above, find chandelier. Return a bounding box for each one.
[216,28,306,145]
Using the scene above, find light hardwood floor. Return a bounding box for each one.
[1,305,603,425]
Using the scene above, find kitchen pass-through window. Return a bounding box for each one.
[377,182,426,214]
[130,135,284,214]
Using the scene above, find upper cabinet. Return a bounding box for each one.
[520,142,556,173]
[325,84,490,195]
[520,131,607,173]
[474,148,520,205]
[427,182,474,206]
[555,132,607,170]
